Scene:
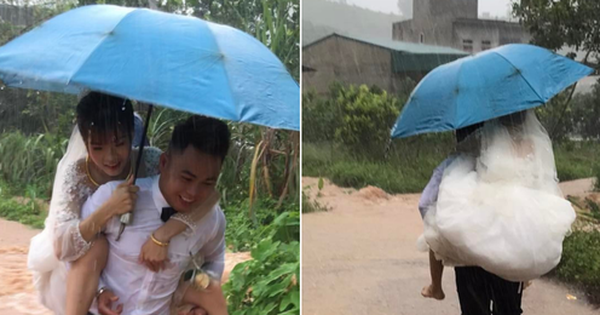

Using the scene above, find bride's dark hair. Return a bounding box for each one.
[76,92,134,144]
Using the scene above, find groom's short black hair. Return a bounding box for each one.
[77,92,134,143]
[168,115,231,162]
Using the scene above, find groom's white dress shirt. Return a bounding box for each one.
[81,175,226,315]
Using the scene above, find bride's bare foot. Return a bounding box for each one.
[421,284,445,300]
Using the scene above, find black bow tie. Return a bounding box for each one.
[161,207,177,222]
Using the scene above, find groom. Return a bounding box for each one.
[81,115,230,314]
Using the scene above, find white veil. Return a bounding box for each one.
[422,110,576,281]
[476,110,562,196]
[27,124,87,313]
[33,89,90,249]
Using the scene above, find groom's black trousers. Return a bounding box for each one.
[455,266,523,315]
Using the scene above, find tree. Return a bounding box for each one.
[513,0,600,66]
[570,84,600,140]
[513,0,600,140]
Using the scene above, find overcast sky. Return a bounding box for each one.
[342,0,515,18]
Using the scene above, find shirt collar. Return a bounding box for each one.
[152,175,170,215]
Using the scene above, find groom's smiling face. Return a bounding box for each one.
[158,145,221,212]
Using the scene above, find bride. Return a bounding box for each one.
[422,110,576,282]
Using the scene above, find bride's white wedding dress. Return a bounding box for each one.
[421,111,576,282]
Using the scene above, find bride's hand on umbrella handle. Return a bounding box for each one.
[139,233,169,272]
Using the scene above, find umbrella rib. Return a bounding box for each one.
[454,57,467,130]
[66,9,138,86]
[492,52,546,104]
[205,29,241,119]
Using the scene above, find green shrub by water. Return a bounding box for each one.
[302,192,328,213]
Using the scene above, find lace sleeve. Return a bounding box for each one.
[52,159,96,262]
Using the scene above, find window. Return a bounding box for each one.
[482,40,491,51]
[420,33,424,43]
[462,39,473,52]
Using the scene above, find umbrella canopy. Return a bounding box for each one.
[391,44,593,139]
[0,4,299,131]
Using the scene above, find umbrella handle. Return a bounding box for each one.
[116,104,154,241]
[133,104,154,183]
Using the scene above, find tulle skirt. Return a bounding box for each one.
[420,157,576,282]
[28,227,67,314]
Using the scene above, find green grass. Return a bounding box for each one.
[304,140,600,194]
[553,230,600,304]
[303,140,452,194]
[0,131,67,199]
[553,141,600,182]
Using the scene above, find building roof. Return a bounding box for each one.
[453,18,525,29]
[303,32,468,56]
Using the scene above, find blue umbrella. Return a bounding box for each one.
[0,4,299,131]
[0,4,299,238]
[391,44,593,139]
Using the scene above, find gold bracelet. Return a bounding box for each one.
[150,233,169,247]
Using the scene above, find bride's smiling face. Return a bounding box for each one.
[87,130,132,177]
[76,92,135,179]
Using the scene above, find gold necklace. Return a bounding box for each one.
[86,155,133,187]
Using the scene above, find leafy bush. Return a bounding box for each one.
[303,83,410,156]
[224,210,299,315]
[301,91,340,143]
[224,239,299,315]
[334,85,402,157]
